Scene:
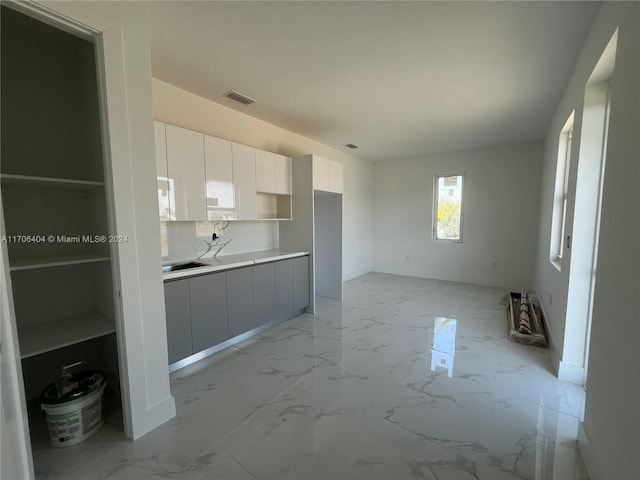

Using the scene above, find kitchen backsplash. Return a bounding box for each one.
[161,221,279,263]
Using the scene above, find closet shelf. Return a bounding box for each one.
[18,312,116,359]
[0,173,104,190]
[9,252,110,271]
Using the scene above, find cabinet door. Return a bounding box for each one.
[255,149,276,193]
[293,256,310,311]
[164,280,192,364]
[275,154,292,195]
[165,124,206,221]
[329,160,344,194]
[232,143,257,220]
[155,121,171,221]
[204,135,235,221]
[313,155,330,192]
[275,259,295,321]
[227,267,254,338]
[189,272,228,352]
[253,263,276,328]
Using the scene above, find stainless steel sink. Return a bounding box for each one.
[162,261,208,273]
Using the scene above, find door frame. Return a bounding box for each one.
[0,194,35,480]
[0,0,133,444]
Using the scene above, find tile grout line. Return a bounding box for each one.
[230,454,260,480]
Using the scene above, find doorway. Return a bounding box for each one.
[314,191,343,300]
[564,31,617,387]
[0,4,125,475]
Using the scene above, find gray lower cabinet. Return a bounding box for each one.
[227,267,254,338]
[165,255,310,365]
[190,272,228,352]
[253,262,276,328]
[293,256,310,311]
[275,259,295,321]
[164,279,193,364]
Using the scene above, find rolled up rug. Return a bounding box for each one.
[518,290,532,335]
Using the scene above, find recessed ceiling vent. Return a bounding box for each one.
[345,143,359,149]
[223,90,256,106]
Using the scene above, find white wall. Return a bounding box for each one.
[533,3,639,478]
[152,79,373,280]
[373,142,542,289]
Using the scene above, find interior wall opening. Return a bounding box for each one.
[0,3,127,473]
[563,30,617,386]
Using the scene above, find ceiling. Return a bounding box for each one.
[149,1,600,162]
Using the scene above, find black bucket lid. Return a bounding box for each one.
[41,370,105,405]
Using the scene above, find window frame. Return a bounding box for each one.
[550,113,574,268]
[433,172,465,243]
[558,126,573,260]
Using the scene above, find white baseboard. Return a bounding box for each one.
[370,267,521,290]
[343,266,372,282]
[544,320,562,377]
[557,360,585,384]
[534,289,585,384]
[547,329,584,384]
[578,421,602,480]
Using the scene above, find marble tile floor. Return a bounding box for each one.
[31,273,589,480]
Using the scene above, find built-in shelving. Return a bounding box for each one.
[1,5,120,408]
[9,252,110,271]
[18,311,115,359]
[1,172,110,261]
[256,192,292,220]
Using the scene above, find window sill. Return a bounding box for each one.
[550,258,562,272]
[433,239,463,245]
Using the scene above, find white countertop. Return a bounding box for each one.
[162,250,309,281]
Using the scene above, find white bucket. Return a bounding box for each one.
[41,371,106,448]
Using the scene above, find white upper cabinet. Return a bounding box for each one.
[329,160,344,194]
[312,155,343,194]
[275,154,292,195]
[165,124,206,221]
[232,142,257,220]
[256,151,292,219]
[154,122,292,221]
[204,135,235,220]
[257,150,292,196]
[154,121,171,221]
[313,155,331,192]
[255,149,276,193]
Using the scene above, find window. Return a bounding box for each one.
[558,127,573,259]
[434,173,464,242]
[551,113,574,265]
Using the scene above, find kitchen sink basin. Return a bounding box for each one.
[162,261,208,273]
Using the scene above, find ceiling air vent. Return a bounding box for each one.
[223,90,256,106]
[345,144,359,149]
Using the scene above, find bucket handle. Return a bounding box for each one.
[62,362,83,371]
